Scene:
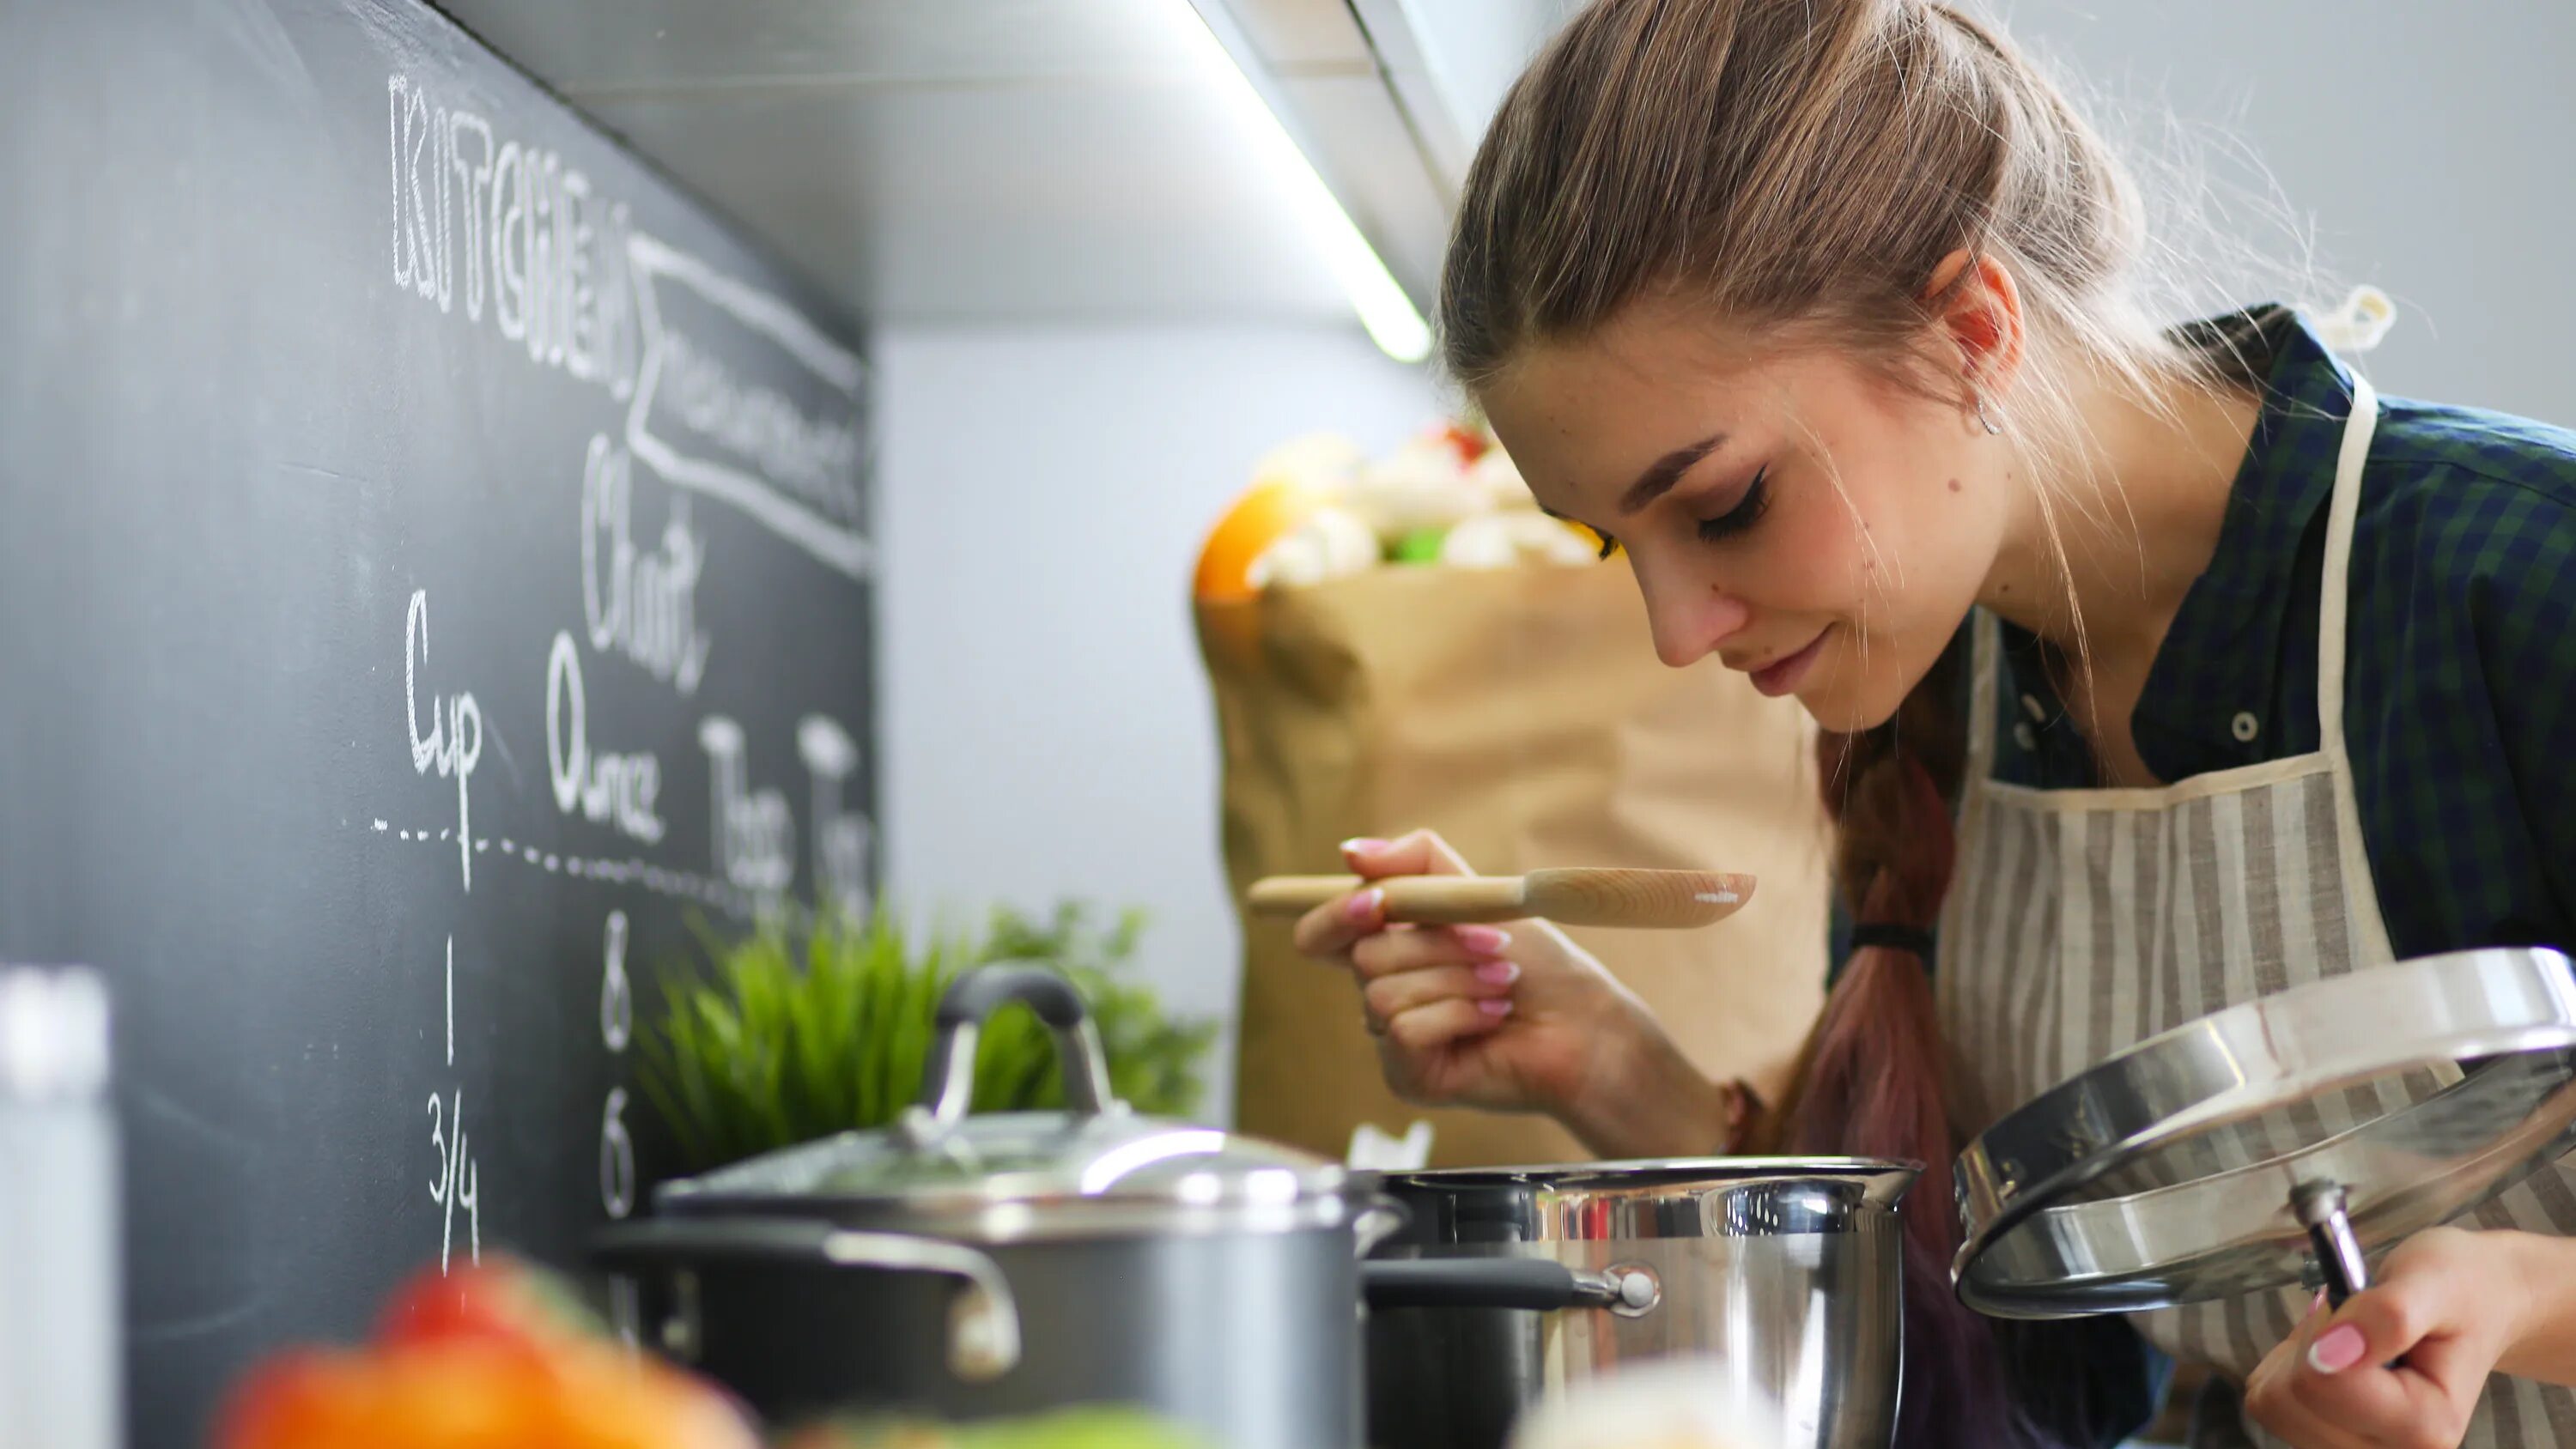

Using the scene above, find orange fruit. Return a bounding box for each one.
[1193,479,1327,603]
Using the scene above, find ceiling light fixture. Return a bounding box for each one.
[1165,1,1435,364]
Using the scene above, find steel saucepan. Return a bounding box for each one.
[1363,1158,1917,1449]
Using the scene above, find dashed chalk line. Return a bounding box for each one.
[362,815,791,920]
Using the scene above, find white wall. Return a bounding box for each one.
[873,324,1443,1119]
[1996,0,2576,424]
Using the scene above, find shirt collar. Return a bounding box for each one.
[2129,304,2361,779]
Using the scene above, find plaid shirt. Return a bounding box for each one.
[1981,305,2576,959]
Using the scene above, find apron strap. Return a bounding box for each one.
[1964,609,2002,779]
[2315,375,2379,755]
[2315,373,2397,964]
[1949,606,2002,877]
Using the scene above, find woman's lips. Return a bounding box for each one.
[1747,630,1828,698]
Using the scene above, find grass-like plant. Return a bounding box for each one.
[636,901,1218,1174]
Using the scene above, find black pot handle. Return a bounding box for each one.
[937,965,1090,1031]
[1362,1258,1649,1313]
[2294,1179,2407,1368]
[908,965,1119,1143]
[1350,1190,1412,1259]
[593,1218,1021,1381]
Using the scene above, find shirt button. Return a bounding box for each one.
[2020,694,2048,723]
[2231,712,2260,743]
[2014,722,2039,751]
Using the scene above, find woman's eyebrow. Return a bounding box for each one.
[1619,433,1726,513]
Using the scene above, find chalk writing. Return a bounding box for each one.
[404,591,482,890]
[363,815,776,922]
[626,234,869,579]
[798,715,871,920]
[598,909,635,1218]
[387,73,635,397]
[580,434,711,695]
[654,330,857,515]
[598,910,632,1052]
[599,1087,635,1221]
[446,112,492,320]
[428,935,482,1273]
[699,717,794,894]
[427,1088,482,1273]
[545,631,665,843]
[392,70,869,577]
[390,75,450,312]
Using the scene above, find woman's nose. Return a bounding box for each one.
[1638,564,1753,669]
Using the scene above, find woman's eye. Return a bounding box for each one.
[1695,468,1771,543]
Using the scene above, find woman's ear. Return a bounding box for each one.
[1921,250,2027,424]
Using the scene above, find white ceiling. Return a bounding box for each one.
[433,0,1453,326]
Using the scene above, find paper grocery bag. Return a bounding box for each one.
[1199,562,1833,1167]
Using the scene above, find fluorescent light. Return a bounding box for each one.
[1165,1,1436,364]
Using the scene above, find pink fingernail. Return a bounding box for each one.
[1341,838,1390,856]
[1455,925,1511,954]
[1345,888,1383,922]
[1474,959,1521,986]
[2307,1325,2365,1374]
[1477,997,1514,1019]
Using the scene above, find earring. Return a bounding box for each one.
[1977,399,2003,436]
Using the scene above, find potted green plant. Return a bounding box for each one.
[635,901,1218,1174]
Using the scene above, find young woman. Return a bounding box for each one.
[1289,2,2576,1446]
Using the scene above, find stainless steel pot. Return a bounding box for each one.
[1363,1159,1917,1449]
[598,966,1372,1449]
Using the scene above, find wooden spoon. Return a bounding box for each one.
[1245,869,1755,930]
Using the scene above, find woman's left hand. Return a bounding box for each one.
[2243,1226,2547,1448]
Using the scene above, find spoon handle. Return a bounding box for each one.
[1244,875,1529,923]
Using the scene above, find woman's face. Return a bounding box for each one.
[1481,298,2017,732]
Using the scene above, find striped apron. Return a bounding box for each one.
[1935,376,2576,1446]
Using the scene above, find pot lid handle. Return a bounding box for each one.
[903,965,1122,1148]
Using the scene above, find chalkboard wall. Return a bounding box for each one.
[0,2,874,1442]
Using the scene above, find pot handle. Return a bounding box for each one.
[1361,1258,1655,1313]
[1351,1191,1412,1259]
[594,1219,1021,1381]
[907,965,1120,1145]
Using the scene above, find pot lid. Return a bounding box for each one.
[1953,948,2576,1319]
[654,965,1349,1238]
[665,1105,1346,1217]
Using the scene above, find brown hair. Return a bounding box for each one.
[1440,2,2228,1443]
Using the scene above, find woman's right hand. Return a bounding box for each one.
[1290,829,1736,1158]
